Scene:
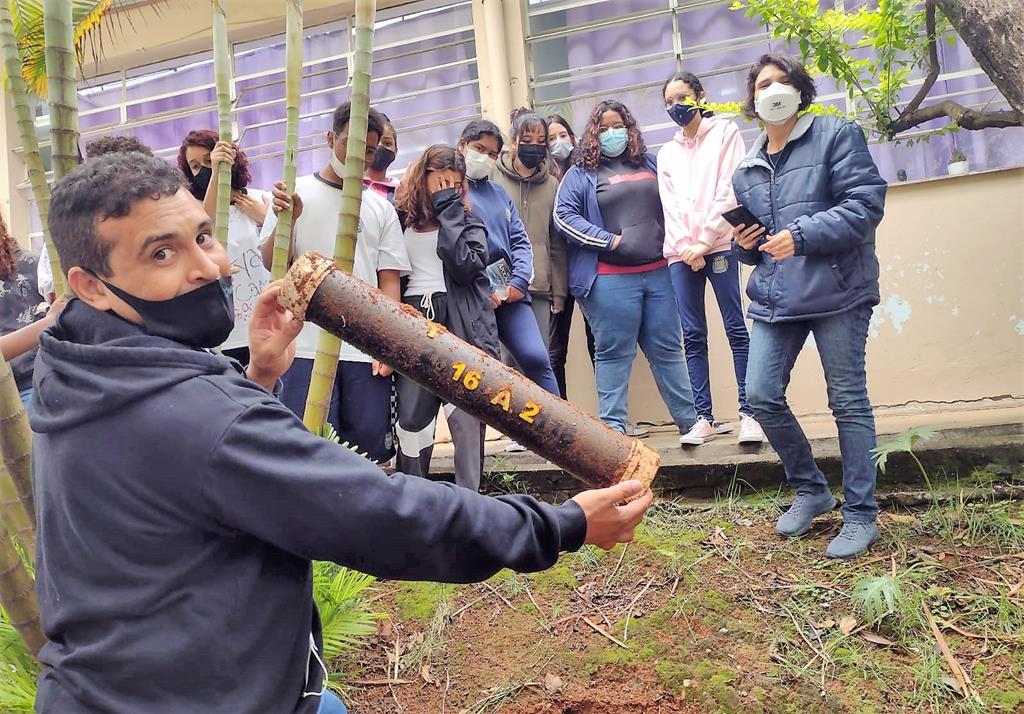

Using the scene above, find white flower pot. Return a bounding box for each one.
[947,160,970,176]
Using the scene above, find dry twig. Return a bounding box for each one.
[582,616,630,649]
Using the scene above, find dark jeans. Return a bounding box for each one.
[495,300,559,394]
[279,358,395,463]
[548,294,596,401]
[669,254,751,422]
[745,304,878,522]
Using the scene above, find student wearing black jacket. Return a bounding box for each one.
[393,145,500,491]
[31,153,652,714]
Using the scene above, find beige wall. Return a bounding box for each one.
[563,167,1024,425]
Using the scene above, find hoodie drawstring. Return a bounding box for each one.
[420,293,436,323]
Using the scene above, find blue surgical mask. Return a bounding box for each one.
[599,128,628,158]
[667,103,698,127]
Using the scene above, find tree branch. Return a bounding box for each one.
[894,0,940,127]
[890,99,1023,134]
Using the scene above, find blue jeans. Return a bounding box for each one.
[495,301,559,395]
[580,267,696,433]
[279,359,394,463]
[316,691,348,714]
[745,305,878,522]
[670,254,751,422]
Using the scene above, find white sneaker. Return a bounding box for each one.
[505,441,527,453]
[738,415,765,445]
[679,417,716,446]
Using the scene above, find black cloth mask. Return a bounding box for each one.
[371,146,397,173]
[190,166,213,201]
[517,144,548,170]
[100,276,235,348]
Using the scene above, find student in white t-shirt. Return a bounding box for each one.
[260,103,410,463]
[178,130,272,364]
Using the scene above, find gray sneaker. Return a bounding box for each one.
[826,522,880,559]
[625,422,649,438]
[776,490,837,537]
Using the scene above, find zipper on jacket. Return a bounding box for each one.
[766,164,779,321]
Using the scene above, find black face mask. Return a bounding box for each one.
[190,166,213,201]
[517,143,548,170]
[371,146,397,173]
[100,276,235,348]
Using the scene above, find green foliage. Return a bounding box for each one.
[0,608,36,712]
[391,581,448,623]
[872,426,938,474]
[730,0,950,141]
[311,562,380,662]
[851,575,903,623]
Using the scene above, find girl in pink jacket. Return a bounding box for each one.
[658,71,764,447]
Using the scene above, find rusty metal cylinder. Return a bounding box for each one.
[280,252,660,491]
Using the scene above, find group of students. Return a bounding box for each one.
[2,50,889,714]
[9,52,887,560]
[155,77,777,494]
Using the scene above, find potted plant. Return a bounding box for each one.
[948,147,969,176]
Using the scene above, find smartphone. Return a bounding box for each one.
[722,205,768,234]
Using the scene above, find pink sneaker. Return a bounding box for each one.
[738,415,765,445]
[679,417,716,446]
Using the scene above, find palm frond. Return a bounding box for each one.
[312,562,380,661]
[9,0,165,98]
[852,574,903,623]
[0,609,38,711]
[871,426,939,473]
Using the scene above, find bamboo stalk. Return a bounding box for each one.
[0,459,35,567]
[43,0,79,181]
[301,0,377,432]
[271,0,304,281]
[0,1,65,297]
[212,0,233,250]
[0,356,34,527]
[0,517,44,657]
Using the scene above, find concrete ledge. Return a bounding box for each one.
[421,406,1024,500]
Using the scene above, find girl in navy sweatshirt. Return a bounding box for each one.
[457,120,559,397]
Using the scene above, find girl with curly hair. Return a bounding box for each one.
[554,99,696,440]
[177,129,271,363]
[392,145,498,490]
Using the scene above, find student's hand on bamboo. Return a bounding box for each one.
[272,181,303,222]
[572,479,654,550]
[41,294,69,325]
[246,282,304,391]
[210,141,236,171]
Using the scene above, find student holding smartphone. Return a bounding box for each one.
[731,54,887,560]
[658,71,764,448]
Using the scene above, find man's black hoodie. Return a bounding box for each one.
[30,300,586,713]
